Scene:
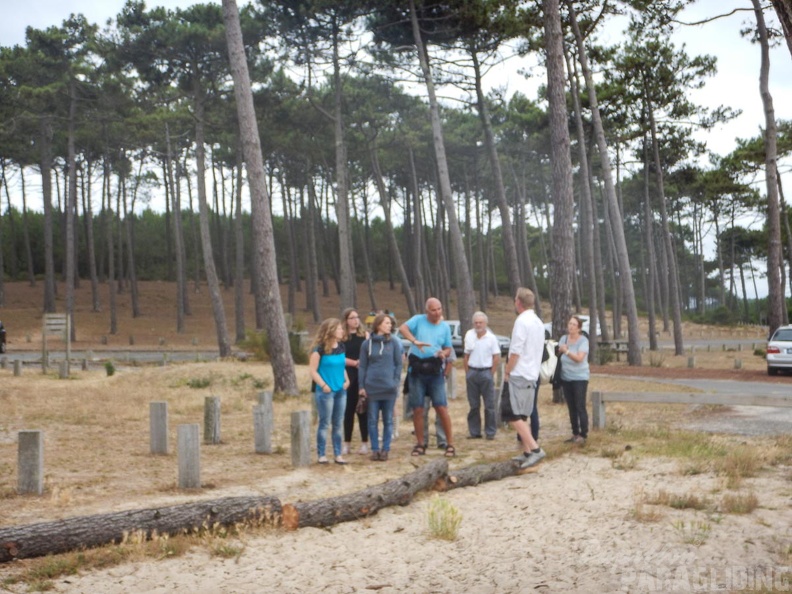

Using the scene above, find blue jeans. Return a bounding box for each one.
[368,399,396,452]
[407,373,447,409]
[315,388,346,457]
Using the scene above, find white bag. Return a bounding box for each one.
[539,340,558,384]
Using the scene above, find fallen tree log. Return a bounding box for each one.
[439,459,527,491]
[0,495,281,563]
[282,458,448,530]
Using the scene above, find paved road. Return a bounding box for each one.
[627,376,792,437]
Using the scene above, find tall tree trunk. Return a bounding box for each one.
[223,0,298,393]
[568,0,639,363]
[234,148,246,344]
[41,117,56,313]
[193,82,231,358]
[407,147,426,307]
[81,163,100,312]
[408,0,476,331]
[65,80,78,347]
[124,163,141,318]
[329,18,355,310]
[166,124,186,333]
[104,158,117,336]
[544,0,575,337]
[753,0,784,334]
[642,140,658,350]
[19,167,36,286]
[371,147,416,316]
[646,99,684,355]
[470,50,522,296]
[301,185,321,323]
[771,0,792,61]
[565,45,599,359]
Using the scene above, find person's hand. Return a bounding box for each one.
[413,340,430,352]
[343,381,350,390]
[322,384,331,393]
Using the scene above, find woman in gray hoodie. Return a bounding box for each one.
[358,313,404,461]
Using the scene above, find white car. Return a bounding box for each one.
[766,325,792,375]
[544,314,601,340]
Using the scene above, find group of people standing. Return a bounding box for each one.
[308,288,590,467]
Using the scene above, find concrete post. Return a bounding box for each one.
[59,360,69,379]
[13,360,22,376]
[150,401,169,455]
[591,392,605,430]
[203,396,221,444]
[177,424,200,489]
[18,430,44,495]
[254,391,274,454]
[290,410,311,468]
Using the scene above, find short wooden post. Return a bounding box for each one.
[59,360,69,379]
[18,430,44,495]
[687,356,696,369]
[129,335,135,346]
[150,402,169,455]
[13,360,22,376]
[204,396,221,444]
[254,391,274,454]
[177,424,200,489]
[290,410,311,468]
[591,391,605,430]
[161,353,169,367]
[81,359,88,371]
[707,344,712,352]
[445,365,456,399]
[0,357,7,369]
[734,359,742,370]
[495,360,504,392]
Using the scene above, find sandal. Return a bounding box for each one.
[411,444,426,456]
[444,445,456,458]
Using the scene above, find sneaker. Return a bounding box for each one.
[520,449,546,469]
[370,451,381,462]
[342,444,350,455]
[358,444,369,455]
[318,456,329,464]
[564,437,577,443]
[380,451,389,461]
[512,452,530,462]
[573,435,586,444]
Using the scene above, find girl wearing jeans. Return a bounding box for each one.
[359,313,403,461]
[558,315,590,444]
[309,318,350,464]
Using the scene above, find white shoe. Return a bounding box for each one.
[358,444,369,455]
[342,443,350,455]
[520,449,546,469]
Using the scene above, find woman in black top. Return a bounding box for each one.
[342,308,369,455]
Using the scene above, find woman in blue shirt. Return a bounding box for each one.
[309,318,350,464]
[558,315,590,444]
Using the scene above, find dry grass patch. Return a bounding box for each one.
[719,492,759,514]
[643,489,710,511]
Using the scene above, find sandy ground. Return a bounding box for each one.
[18,455,791,594]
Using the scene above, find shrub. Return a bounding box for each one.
[240,330,308,365]
[104,361,115,377]
[427,495,462,541]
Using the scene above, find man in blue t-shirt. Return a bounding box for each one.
[399,297,456,457]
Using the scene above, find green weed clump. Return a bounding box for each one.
[427,495,463,541]
[104,361,116,377]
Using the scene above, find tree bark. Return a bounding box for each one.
[567,0,640,363]
[41,117,56,313]
[771,0,792,61]
[223,0,298,393]
[283,458,449,530]
[0,496,282,563]
[544,0,575,338]
[408,0,476,333]
[753,0,784,335]
[193,83,232,358]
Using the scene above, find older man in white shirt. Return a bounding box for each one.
[463,311,501,440]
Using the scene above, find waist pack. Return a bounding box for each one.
[408,353,443,375]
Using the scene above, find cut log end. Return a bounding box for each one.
[282,504,299,531]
